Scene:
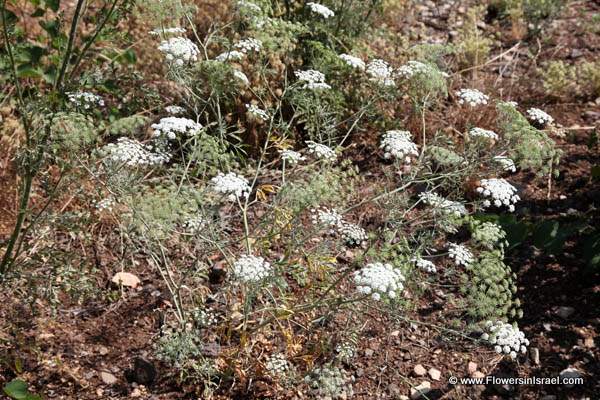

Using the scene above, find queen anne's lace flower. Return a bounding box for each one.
[335,341,356,362]
[265,354,289,376]
[236,0,262,13]
[482,321,529,359]
[366,59,395,87]
[101,138,169,167]
[306,141,337,161]
[165,105,186,115]
[151,117,203,140]
[339,54,365,70]
[246,104,269,121]
[67,91,104,109]
[339,222,367,246]
[182,216,205,233]
[448,242,473,266]
[311,207,343,233]
[232,255,271,282]
[526,108,554,125]
[456,88,489,106]
[307,2,335,18]
[418,192,467,217]
[476,178,520,212]
[158,37,199,66]
[472,221,507,248]
[96,197,115,211]
[395,60,429,79]
[413,257,437,273]
[280,149,305,165]
[232,69,250,85]
[211,172,251,201]
[470,127,498,141]
[354,262,405,301]
[192,308,218,327]
[380,130,419,162]
[235,38,262,53]
[295,69,331,90]
[149,27,186,35]
[494,156,517,173]
[215,50,245,62]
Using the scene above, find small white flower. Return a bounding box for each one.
[158,37,199,66]
[307,2,335,18]
[165,105,186,115]
[101,138,170,167]
[67,91,104,109]
[413,257,437,273]
[526,108,554,126]
[233,69,250,85]
[236,0,262,13]
[395,60,429,79]
[476,178,520,212]
[456,88,489,106]
[151,117,203,140]
[149,27,186,36]
[295,69,331,90]
[339,222,367,246]
[211,172,251,201]
[232,254,271,282]
[235,38,262,53]
[418,192,467,217]
[96,197,115,211]
[215,50,245,62]
[366,59,395,87]
[483,321,528,359]
[311,207,343,233]
[245,104,269,121]
[380,130,418,163]
[354,262,405,301]
[280,149,306,165]
[448,242,473,266]
[182,216,205,233]
[339,54,365,70]
[469,127,498,141]
[493,156,517,173]
[265,353,289,376]
[306,141,337,161]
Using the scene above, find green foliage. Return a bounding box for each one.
[3,379,41,400]
[462,250,521,321]
[522,0,565,34]
[107,115,150,137]
[155,330,202,367]
[455,7,492,69]
[578,60,600,98]
[50,112,99,154]
[496,101,561,176]
[539,60,575,97]
[427,145,464,169]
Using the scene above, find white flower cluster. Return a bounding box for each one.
[165,105,186,115]
[294,69,331,90]
[280,149,306,165]
[236,0,262,13]
[307,2,335,18]
[211,172,251,201]
[149,27,186,35]
[96,197,115,212]
[481,321,529,359]
[182,215,205,233]
[306,141,337,161]
[354,262,405,301]
[395,60,429,79]
[102,138,169,167]
[494,156,517,173]
[311,207,343,233]
[379,130,419,162]
[231,254,271,283]
[473,221,507,248]
[67,91,105,109]
[235,38,262,53]
[413,257,437,273]
[476,178,520,212]
[151,117,203,140]
[265,353,289,376]
[456,88,489,107]
[335,341,356,362]
[526,107,554,126]
[158,37,199,66]
[448,243,474,266]
[193,308,218,327]
[339,222,368,246]
[339,54,365,70]
[366,59,395,87]
[215,50,245,62]
[469,127,499,141]
[418,192,467,217]
[233,69,250,85]
[246,104,269,121]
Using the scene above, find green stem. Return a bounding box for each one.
[55,0,86,91]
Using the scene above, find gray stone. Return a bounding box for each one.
[556,306,575,319]
[530,347,540,365]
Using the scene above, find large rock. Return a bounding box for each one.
[410,381,431,400]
